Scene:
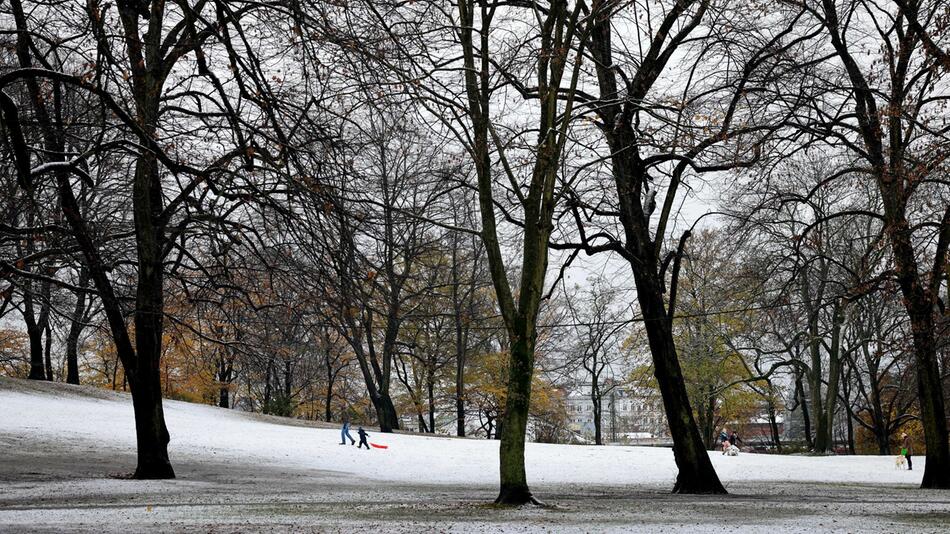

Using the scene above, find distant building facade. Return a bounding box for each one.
[564,381,668,443]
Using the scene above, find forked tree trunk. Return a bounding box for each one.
[586,0,725,494]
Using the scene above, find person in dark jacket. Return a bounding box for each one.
[340,415,355,445]
[357,426,370,450]
[901,432,912,471]
[730,430,742,448]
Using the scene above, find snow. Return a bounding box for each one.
[0,380,923,488]
[2,378,948,533]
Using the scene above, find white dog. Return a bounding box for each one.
[895,454,906,470]
[725,445,740,456]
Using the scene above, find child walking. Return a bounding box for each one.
[357,426,370,450]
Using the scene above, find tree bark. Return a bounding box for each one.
[592,383,603,446]
[795,374,813,447]
[636,275,726,493]
[43,321,53,381]
[24,303,45,380]
[496,336,537,504]
[65,269,89,385]
[767,403,782,453]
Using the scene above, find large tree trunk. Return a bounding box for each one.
[129,140,174,479]
[818,0,950,489]
[635,275,726,494]
[374,392,400,433]
[496,335,537,504]
[128,360,174,479]
[585,0,725,494]
[888,215,950,488]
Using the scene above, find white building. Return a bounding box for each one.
[564,381,668,442]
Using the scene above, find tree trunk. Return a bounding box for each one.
[455,317,467,437]
[324,363,334,423]
[496,336,537,504]
[25,311,45,380]
[129,147,174,478]
[43,322,53,381]
[217,356,231,409]
[263,360,273,413]
[128,358,174,479]
[22,280,47,380]
[795,375,813,447]
[65,271,89,385]
[887,215,950,487]
[846,408,855,455]
[456,390,466,437]
[876,426,890,455]
[635,278,726,494]
[374,392,400,433]
[767,403,782,453]
[427,373,436,434]
[590,384,604,445]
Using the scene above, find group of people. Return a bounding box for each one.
[337,418,914,466]
[719,429,742,456]
[340,416,371,450]
[717,427,914,468]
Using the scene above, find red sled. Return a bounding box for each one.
[370,442,388,449]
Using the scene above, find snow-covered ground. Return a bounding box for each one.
[2,377,949,533]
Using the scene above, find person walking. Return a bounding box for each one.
[357,426,370,450]
[340,415,355,445]
[901,432,912,471]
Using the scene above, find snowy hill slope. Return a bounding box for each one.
[0,377,923,489]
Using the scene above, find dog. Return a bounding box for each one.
[725,445,740,457]
[895,454,906,470]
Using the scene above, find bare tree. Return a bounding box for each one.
[793,0,950,487]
